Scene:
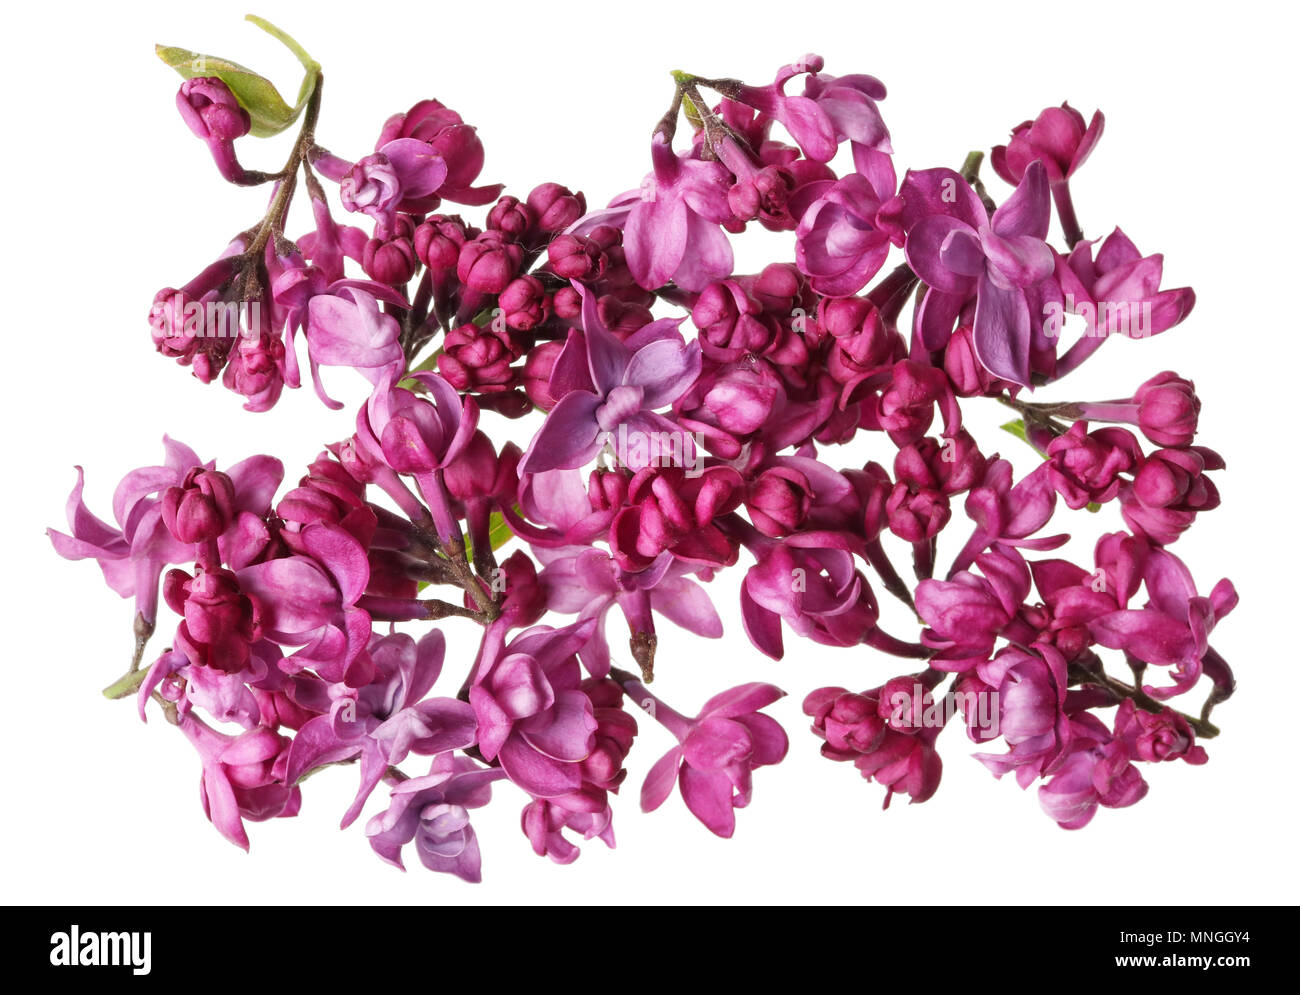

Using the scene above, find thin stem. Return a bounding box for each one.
[1074,656,1219,739]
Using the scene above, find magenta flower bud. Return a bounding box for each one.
[692,280,747,330]
[818,295,875,340]
[877,676,934,732]
[438,322,519,394]
[222,331,286,413]
[846,461,892,541]
[475,385,531,419]
[495,549,547,628]
[276,452,366,534]
[751,263,806,314]
[497,275,549,331]
[1121,446,1223,544]
[1046,423,1142,510]
[693,466,745,524]
[596,295,653,338]
[702,364,779,436]
[727,163,795,226]
[487,195,536,240]
[457,231,523,294]
[527,182,586,233]
[819,296,900,384]
[442,430,502,502]
[580,680,637,791]
[161,467,237,544]
[745,467,813,536]
[611,477,694,572]
[522,340,564,410]
[424,123,492,200]
[175,77,254,183]
[552,285,582,320]
[876,360,962,446]
[936,430,987,494]
[190,350,225,384]
[991,103,1104,186]
[176,78,251,142]
[1131,449,1220,511]
[895,432,986,496]
[692,280,777,360]
[163,565,261,673]
[547,233,605,280]
[340,153,402,232]
[587,468,630,513]
[150,287,202,360]
[1113,699,1207,765]
[612,467,742,572]
[362,230,418,286]
[886,483,949,542]
[1135,372,1200,447]
[803,687,886,759]
[414,215,476,272]
[942,325,1000,397]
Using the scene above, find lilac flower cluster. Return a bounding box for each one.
[52,23,1235,882]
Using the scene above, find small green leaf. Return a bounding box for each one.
[999,419,1028,443]
[487,509,516,551]
[681,92,704,132]
[1085,502,1102,513]
[157,16,319,138]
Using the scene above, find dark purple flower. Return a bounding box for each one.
[365,753,503,882]
[285,630,476,827]
[518,289,700,473]
[904,161,1054,385]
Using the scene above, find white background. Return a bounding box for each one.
[3,0,1295,904]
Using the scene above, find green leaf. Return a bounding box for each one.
[680,92,704,132]
[999,419,1028,443]
[487,510,516,551]
[157,16,319,138]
